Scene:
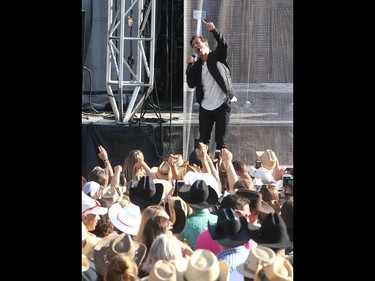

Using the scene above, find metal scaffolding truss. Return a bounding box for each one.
[105,0,155,123]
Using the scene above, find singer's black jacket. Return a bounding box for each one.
[186,28,235,105]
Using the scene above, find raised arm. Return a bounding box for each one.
[202,19,228,60]
[221,148,238,192]
[98,145,114,178]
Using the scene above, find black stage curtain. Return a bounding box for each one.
[82,124,184,179]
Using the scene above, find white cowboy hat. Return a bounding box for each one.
[108,202,141,235]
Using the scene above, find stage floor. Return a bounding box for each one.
[82,111,293,126]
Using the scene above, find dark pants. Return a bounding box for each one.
[199,102,231,149]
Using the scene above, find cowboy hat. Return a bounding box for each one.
[94,232,147,276]
[248,213,293,249]
[107,232,147,266]
[256,150,279,171]
[141,260,177,281]
[235,190,275,214]
[129,175,165,211]
[163,196,188,234]
[101,185,121,206]
[183,249,229,281]
[177,162,201,180]
[151,161,173,181]
[236,245,276,278]
[108,202,142,235]
[141,257,189,281]
[208,207,253,248]
[83,181,101,197]
[183,171,221,197]
[178,175,219,209]
[254,256,293,281]
[154,179,174,203]
[82,192,108,215]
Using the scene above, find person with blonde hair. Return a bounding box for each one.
[259,185,281,216]
[134,205,169,245]
[122,149,153,184]
[135,215,172,277]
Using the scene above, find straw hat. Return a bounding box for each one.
[177,162,201,179]
[236,245,276,279]
[183,249,229,281]
[141,257,189,281]
[163,196,189,234]
[256,150,280,175]
[254,257,293,281]
[151,161,173,181]
[142,260,177,281]
[101,185,121,206]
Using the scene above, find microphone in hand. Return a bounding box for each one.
[186,55,196,74]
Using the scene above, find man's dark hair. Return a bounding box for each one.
[190,35,208,47]
[219,194,250,210]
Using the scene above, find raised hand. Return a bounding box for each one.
[202,19,215,31]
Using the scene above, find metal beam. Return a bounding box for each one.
[105,0,155,123]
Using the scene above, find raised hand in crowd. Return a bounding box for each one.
[221,148,238,193]
[98,145,113,178]
[195,141,219,181]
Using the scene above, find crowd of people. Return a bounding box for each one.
[82,142,293,281]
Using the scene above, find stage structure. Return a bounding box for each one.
[105,0,156,123]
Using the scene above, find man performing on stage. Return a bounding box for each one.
[186,19,236,151]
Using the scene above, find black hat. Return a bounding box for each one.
[178,179,219,209]
[248,213,293,249]
[208,207,252,248]
[129,176,164,211]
